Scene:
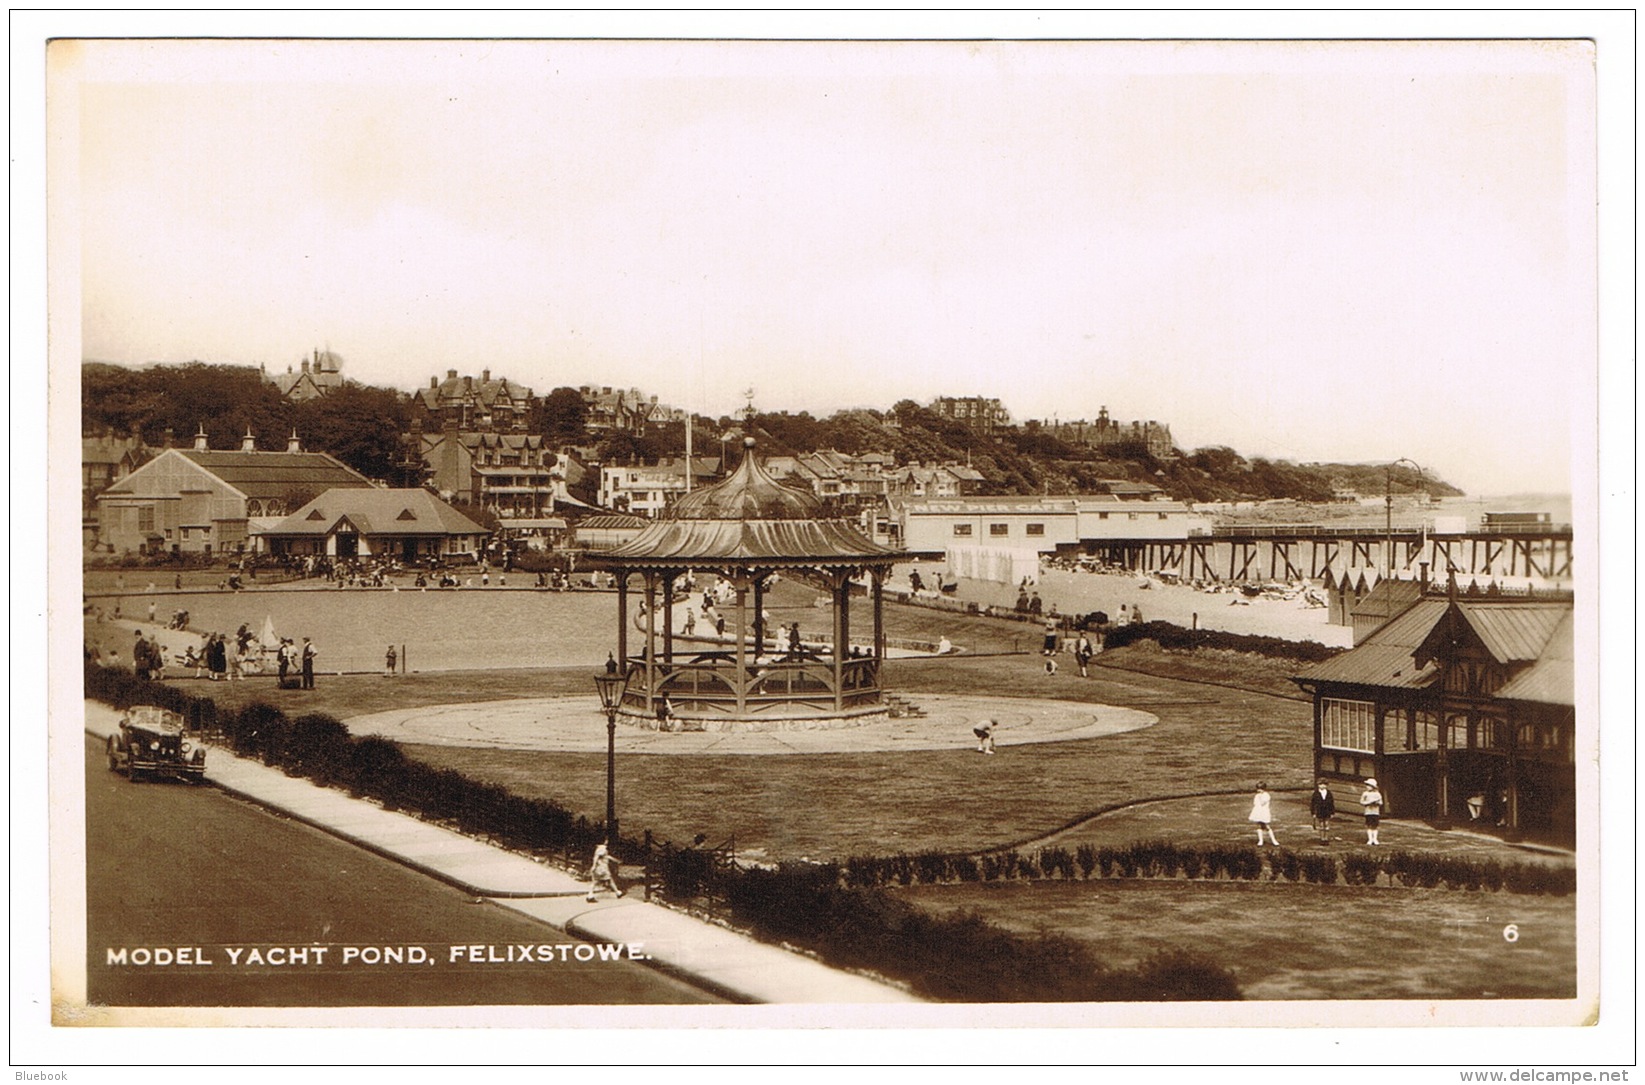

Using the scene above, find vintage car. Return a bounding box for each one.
[106,705,206,783]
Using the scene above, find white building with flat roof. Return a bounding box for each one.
[900,494,1211,584]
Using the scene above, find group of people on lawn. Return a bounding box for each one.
[1249,779,1385,847]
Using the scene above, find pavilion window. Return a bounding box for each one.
[138,506,155,533]
[1321,697,1376,753]
[1410,709,1441,750]
[1478,715,1511,750]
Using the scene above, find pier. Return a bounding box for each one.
[1081,524,1574,583]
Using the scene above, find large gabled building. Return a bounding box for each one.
[265,349,346,401]
[411,425,585,520]
[94,429,375,556]
[411,369,535,433]
[1293,586,1576,840]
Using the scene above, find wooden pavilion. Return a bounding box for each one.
[590,439,935,727]
[1293,582,1576,840]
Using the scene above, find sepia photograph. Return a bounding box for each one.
[17,10,1634,1076]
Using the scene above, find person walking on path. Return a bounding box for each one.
[300,637,317,690]
[1074,633,1095,677]
[1309,781,1337,842]
[585,842,624,902]
[972,719,996,755]
[1360,778,1384,845]
[277,639,291,687]
[1248,783,1279,846]
[385,645,398,677]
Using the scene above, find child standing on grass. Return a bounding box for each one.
[1360,778,1384,845]
[1310,780,1337,842]
[1248,783,1278,846]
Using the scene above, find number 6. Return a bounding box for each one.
[1503,924,1520,943]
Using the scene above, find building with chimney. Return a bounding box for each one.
[1049,407,1177,460]
[598,457,721,517]
[411,424,589,520]
[929,396,1012,433]
[410,369,535,433]
[578,385,686,435]
[94,427,374,555]
[265,348,346,401]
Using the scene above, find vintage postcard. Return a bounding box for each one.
[19,13,1633,1074]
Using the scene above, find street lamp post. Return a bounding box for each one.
[593,667,629,846]
[1384,458,1425,581]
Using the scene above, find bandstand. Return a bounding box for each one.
[591,439,936,727]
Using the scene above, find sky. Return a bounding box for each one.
[59,37,1596,495]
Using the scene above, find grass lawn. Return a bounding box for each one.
[106,600,1579,1005]
[387,654,1315,862]
[898,879,1577,1001]
[161,641,1328,862]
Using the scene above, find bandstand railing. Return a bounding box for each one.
[619,652,884,717]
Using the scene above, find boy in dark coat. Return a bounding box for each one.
[1309,781,1337,842]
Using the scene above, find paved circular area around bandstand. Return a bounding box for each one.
[345,695,1158,755]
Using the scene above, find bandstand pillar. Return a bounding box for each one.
[644,573,658,714]
[662,572,676,667]
[832,572,846,712]
[734,578,748,715]
[872,567,885,684]
[752,573,765,660]
[616,573,629,671]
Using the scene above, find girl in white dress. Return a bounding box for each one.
[1248,783,1278,846]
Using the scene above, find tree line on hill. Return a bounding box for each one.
[81,361,1461,502]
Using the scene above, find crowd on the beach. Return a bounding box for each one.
[1039,554,1327,608]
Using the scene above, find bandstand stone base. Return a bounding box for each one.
[617,707,890,733]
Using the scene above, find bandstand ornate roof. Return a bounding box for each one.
[594,440,932,570]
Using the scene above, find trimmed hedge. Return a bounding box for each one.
[831,839,1572,896]
[1104,620,1342,663]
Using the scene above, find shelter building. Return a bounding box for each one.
[1292,585,1575,841]
[255,488,490,563]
